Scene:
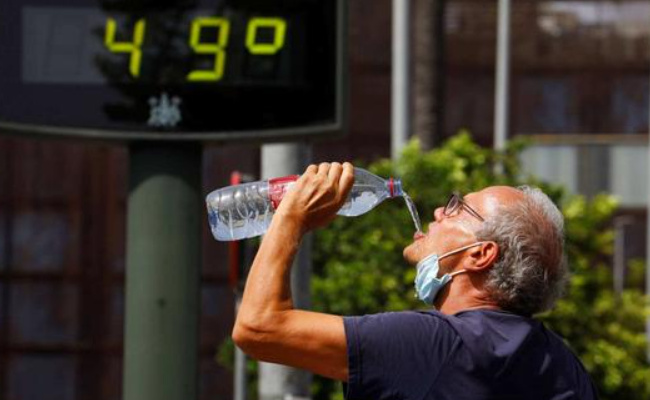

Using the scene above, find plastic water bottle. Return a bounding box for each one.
[206,168,403,241]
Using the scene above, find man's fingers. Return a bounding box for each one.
[317,162,331,176]
[304,164,318,176]
[328,162,343,182]
[300,162,352,203]
[339,162,355,199]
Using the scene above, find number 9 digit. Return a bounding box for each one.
[187,17,230,81]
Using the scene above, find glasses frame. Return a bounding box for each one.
[443,192,485,222]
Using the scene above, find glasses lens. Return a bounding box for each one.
[443,192,484,222]
[444,194,459,216]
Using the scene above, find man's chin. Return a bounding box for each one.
[403,241,420,265]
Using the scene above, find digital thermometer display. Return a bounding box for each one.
[0,0,343,140]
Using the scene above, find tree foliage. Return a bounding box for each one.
[311,133,650,400]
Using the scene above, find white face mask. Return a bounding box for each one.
[414,242,486,305]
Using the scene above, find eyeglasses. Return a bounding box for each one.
[443,192,485,222]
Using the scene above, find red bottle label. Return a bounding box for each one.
[268,175,300,209]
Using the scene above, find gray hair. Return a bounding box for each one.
[475,186,568,316]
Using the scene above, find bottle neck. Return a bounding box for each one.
[268,174,300,209]
[387,178,403,198]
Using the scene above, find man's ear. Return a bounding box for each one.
[464,242,499,272]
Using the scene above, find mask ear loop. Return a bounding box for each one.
[438,241,487,261]
[448,270,467,278]
[437,242,488,280]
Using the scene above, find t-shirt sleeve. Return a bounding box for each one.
[343,311,457,400]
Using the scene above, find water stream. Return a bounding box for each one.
[402,192,423,234]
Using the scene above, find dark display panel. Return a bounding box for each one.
[0,0,342,140]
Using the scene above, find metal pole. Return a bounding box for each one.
[233,214,257,400]
[258,142,312,400]
[228,172,249,400]
[493,0,511,156]
[123,144,201,400]
[392,0,411,161]
[234,297,248,400]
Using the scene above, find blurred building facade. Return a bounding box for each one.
[0,1,649,399]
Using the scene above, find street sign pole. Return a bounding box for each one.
[258,143,312,400]
[123,143,202,400]
[494,0,511,171]
[392,0,411,161]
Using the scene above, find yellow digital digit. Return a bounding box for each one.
[187,17,230,81]
[246,17,287,55]
[104,18,146,78]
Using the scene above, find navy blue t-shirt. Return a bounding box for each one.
[343,309,598,400]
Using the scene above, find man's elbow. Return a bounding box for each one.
[232,318,254,352]
[232,317,274,359]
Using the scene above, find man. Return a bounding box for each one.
[233,162,598,399]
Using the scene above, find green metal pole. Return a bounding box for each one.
[123,143,202,400]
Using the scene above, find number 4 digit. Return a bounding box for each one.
[104,18,146,78]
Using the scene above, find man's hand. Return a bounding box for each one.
[276,162,355,233]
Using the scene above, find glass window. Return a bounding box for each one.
[9,283,78,344]
[444,0,650,140]
[514,76,580,134]
[611,76,649,134]
[11,212,73,272]
[8,356,77,400]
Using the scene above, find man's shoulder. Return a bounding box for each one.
[343,310,460,342]
[345,309,458,328]
[345,308,531,337]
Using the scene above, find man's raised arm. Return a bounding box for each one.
[232,162,354,382]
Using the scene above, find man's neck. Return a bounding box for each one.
[437,301,501,315]
[435,276,500,315]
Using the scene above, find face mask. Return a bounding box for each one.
[414,242,486,305]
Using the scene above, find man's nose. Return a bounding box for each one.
[433,207,445,221]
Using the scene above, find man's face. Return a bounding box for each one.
[403,186,524,267]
